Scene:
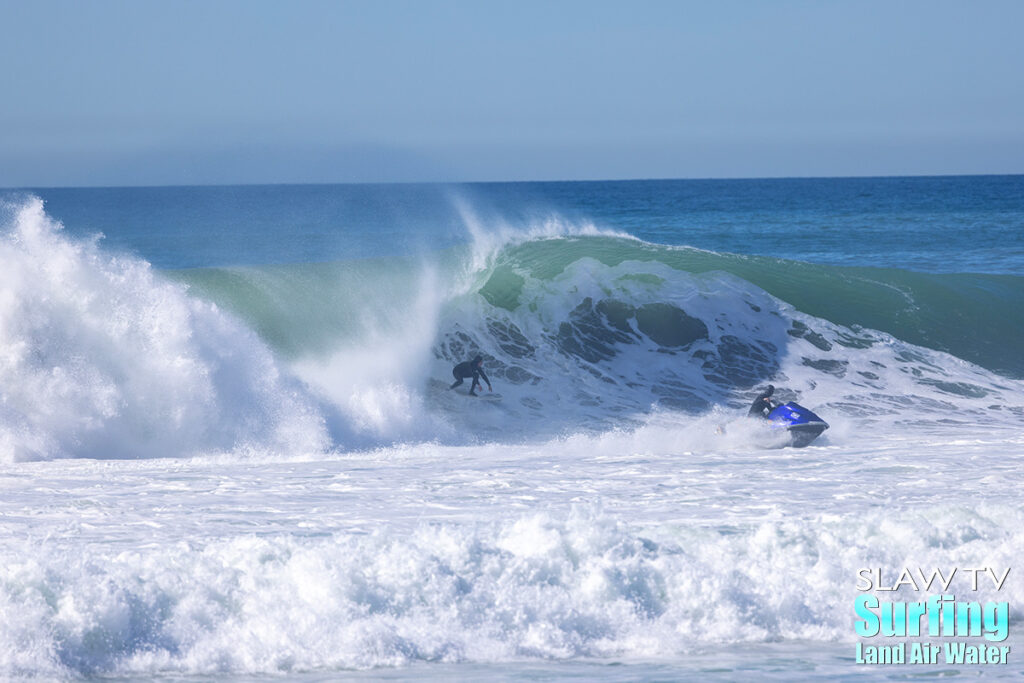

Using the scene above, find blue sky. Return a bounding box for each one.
[2,0,1022,186]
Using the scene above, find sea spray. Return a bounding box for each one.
[291,263,456,444]
[0,199,329,461]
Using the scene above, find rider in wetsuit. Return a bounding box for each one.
[450,355,492,396]
[748,384,778,419]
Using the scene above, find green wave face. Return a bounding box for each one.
[484,237,1024,379]
[168,234,1024,396]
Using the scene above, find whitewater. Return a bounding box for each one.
[2,179,1024,680]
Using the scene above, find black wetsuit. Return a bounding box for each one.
[451,360,490,396]
[748,389,776,419]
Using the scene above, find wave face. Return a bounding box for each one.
[0,199,328,462]
[171,224,1024,446]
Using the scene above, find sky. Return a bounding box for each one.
[1,0,1022,187]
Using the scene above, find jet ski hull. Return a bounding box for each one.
[767,402,829,447]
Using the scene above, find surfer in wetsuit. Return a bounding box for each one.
[450,355,492,396]
[748,384,777,419]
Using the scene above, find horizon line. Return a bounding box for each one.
[5,171,1023,193]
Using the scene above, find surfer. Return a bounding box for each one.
[450,355,492,397]
[748,384,778,419]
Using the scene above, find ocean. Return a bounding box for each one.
[1,176,1022,679]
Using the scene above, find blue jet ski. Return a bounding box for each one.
[767,401,829,447]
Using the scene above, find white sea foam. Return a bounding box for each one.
[2,436,1022,677]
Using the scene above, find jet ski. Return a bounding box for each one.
[766,401,829,447]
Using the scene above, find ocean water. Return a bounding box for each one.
[1,176,1023,679]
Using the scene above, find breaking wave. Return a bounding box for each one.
[2,196,1023,460]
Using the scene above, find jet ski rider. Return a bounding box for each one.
[748,384,779,419]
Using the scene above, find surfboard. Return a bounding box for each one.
[430,378,500,398]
